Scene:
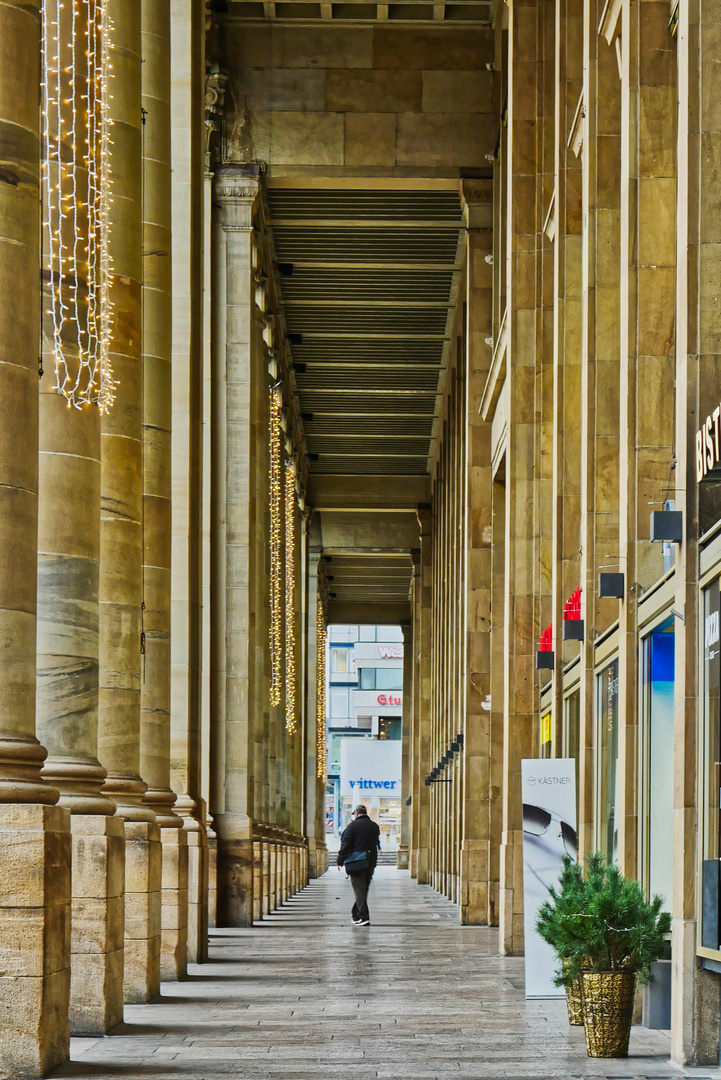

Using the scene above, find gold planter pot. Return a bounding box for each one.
[565,978,584,1026]
[581,971,636,1057]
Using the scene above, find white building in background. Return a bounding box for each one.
[325,625,403,851]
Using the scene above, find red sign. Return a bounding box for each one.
[376,694,402,706]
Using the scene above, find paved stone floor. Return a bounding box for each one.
[56,868,721,1080]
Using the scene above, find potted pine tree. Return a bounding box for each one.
[536,857,587,1025]
[537,853,671,1058]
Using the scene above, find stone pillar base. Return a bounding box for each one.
[459,839,489,926]
[671,915,699,1065]
[124,820,161,1003]
[252,841,263,922]
[498,830,524,955]
[185,825,208,964]
[160,828,188,981]
[70,814,125,1034]
[396,844,409,870]
[269,844,277,911]
[215,813,253,927]
[308,839,328,878]
[0,803,71,1078]
[207,828,217,929]
[262,842,271,915]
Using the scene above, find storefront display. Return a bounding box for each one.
[597,658,619,865]
[642,618,674,909]
[702,577,720,950]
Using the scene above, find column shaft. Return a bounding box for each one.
[140,0,188,981]
[0,0,72,1069]
[673,0,712,1058]
[499,0,543,956]
[211,165,261,926]
[461,207,495,925]
[99,0,161,1004]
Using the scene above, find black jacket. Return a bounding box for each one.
[337,814,381,868]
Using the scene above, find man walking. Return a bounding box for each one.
[337,804,381,926]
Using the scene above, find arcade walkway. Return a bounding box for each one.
[55,870,718,1080]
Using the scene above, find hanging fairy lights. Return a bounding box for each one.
[41,0,115,411]
[284,457,297,734]
[269,389,283,707]
[316,603,327,779]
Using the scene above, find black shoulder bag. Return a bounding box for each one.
[344,850,368,874]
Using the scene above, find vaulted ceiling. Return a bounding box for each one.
[265,185,466,479]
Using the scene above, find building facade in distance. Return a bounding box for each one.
[326,625,403,850]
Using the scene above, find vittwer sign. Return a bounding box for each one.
[696,402,721,481]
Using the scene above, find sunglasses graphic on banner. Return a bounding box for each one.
[522,803,577,861]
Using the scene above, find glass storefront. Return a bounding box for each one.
[564,688,580,796]
[540,709,552,758]
[702,577,720,949]
[642,617,674,909]
[597,658,619,865]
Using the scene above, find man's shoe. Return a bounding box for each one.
[358,919,370,926]
[352,919,363,925]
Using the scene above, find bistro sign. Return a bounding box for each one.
[697,403,721,481]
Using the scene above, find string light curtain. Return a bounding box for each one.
[284,457,297,734]
[316,604,327,779]
[269,388,283,706]
[41,0,115,410]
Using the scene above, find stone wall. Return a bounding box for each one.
[221,25,495,174]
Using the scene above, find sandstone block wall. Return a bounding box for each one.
[222,26,495,173]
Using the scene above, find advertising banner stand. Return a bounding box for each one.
[521,758,577,998]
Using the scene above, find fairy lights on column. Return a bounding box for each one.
[269,388,283,707]
[284,457,297,734]
[41,0,115,410]
[316,603,327,779]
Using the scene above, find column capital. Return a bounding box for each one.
[460,179,493,229]
[213,164,263,229]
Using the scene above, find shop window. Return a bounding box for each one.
[597,658,619,865]
[378,718,401,741]
[359,667,402,690]
[642,618,674,910]
[702,578,721,949]
[329,687,350,719]
[359,668,376,689]
[564,689,580,794]
[540,709,552,758]
[377,668,403,691]
[330,647,349,673]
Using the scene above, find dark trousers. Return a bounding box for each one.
[350,868,374,922]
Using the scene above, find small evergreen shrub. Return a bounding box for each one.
[536,852,671,987]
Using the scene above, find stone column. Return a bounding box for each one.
[98,1,161,1005]
[396,621,412,870]
[36,391,125,1036]
[0,0,71,1071]
[616,0,677,880]
[304,535,327,877]
[460,197,495,925]
[673,0,710,1059]
[577,0,622,862]
[34,0,125,1036]
[411,513,432,884]
[211,164,262,926]
[140,0,188,982]
[550,0,583,749]
[499,0,542,956]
